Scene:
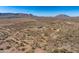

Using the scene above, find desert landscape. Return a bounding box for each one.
[0,13,79,53]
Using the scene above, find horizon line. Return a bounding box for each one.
[0,12,79,17]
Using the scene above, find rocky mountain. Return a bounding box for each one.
[0,13,34,19]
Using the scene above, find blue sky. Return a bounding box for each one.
[0,6,79,16]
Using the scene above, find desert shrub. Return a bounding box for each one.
[0,31,9,40]
[6,46,11,49]
[53,48,72,53]
[0,48,4,50]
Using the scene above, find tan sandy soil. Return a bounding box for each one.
[0,18,79,53]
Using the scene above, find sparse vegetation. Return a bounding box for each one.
[0,16,79,53]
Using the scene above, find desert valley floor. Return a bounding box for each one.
[0,16,79,53]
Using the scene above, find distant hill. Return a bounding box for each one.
[55,14,70,18]
[1,13,79,21]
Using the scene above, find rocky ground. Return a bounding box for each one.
[0,18,79,53]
